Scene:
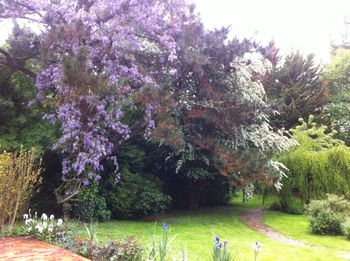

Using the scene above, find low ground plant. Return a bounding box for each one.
[22,210,67,243]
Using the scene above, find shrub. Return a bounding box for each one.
[306,194,350,235]
[70,183,111,222]
[105,168,171,219]
[342,218,350,240]
[63,237,100,260]
[63,236,143,261]
[0,148,42,231]
[97,237,143,261]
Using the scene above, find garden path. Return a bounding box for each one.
[0,237,89,261]
[239,207,308,246]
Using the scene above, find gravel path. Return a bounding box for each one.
[239,207,309,246]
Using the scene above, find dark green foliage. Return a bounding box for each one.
[278,117,350,211]
[306,194,350,235]
[270,198,304,215]
[30,151,63,216]
[105,168,171,219]
[70,183,111,222]
[144,143,230,209]
[264,52,328,129]
[321,49,350,145]
[0,26,58,153]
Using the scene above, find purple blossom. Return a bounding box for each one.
[162,223,169,231]
[2,0,198,191]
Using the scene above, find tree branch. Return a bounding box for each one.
[0,47,36,78]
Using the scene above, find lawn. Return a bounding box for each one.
[264,210,350,253]
[72,196,350,260]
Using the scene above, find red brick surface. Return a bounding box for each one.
[0,237,90,261]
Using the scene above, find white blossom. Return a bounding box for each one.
[35,224,44,233]
[41,213,48,221]
[48,225,53,233]
[57,219,63,226]
[25,219,33,225]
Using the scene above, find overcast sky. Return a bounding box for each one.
[1,0,350,62]
[194,0,350,62]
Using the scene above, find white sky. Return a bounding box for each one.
[1,0,350,63]
[194,0,350,63]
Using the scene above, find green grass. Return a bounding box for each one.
[264,210,350,252]
[72,195,350,260]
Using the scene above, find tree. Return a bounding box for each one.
[277,116,350,212]
[1,0,196,199]
[0,25,57,153]
[263,51,328,129]
[152,26,296,191]
[1,0,294,199]
[321,49,350,144]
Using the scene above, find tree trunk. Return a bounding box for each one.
[187,180,199,210]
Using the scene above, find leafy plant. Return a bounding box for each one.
[95,237,143,261]
[212,237,235,261]
[22,210,67,243]
[105,168,171,219]
[149,223,176,261]
[306,194,350,235]
[342,217,350,240]
[70,183,111,222]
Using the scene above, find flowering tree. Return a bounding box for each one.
[0,0,197,199]
[1,1,295,201]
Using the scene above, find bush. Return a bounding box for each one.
[0,148,42,231]
[70,183,111,222]
[97,237,143,261]
[63,237,100,260]
[306,194,350,235]
[64,236,143,261]
[105,168,171,219]
[342,218,350,240]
